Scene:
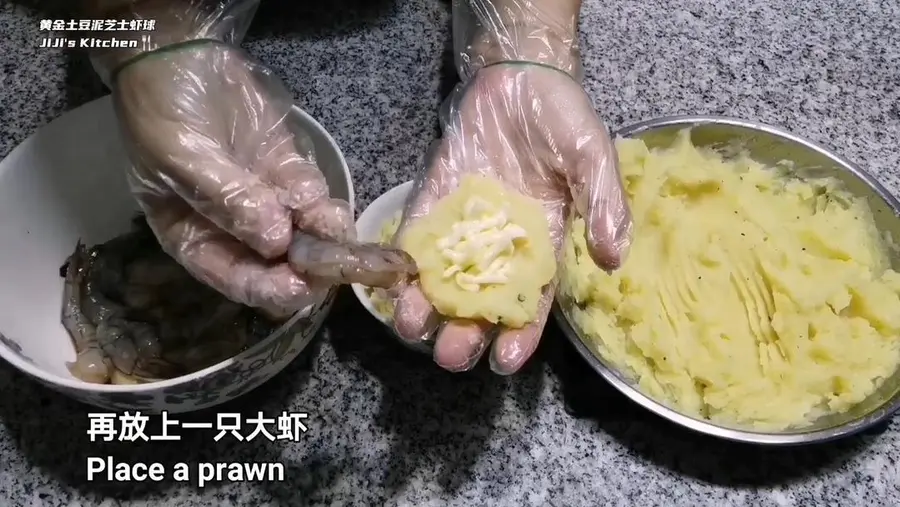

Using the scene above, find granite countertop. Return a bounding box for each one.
[1,1,900,505]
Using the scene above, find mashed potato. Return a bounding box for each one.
[400,175,556,328]
[560,130,900,430]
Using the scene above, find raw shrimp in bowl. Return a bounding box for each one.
[60,216,278,385]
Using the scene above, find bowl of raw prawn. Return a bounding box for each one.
[0,96,353,413]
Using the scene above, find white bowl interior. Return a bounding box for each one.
[351,180,413,325]
[0,98,136,380]
[0,96,353,391]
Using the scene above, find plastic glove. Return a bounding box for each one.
[389,0,633,374]
[83,0,414,319]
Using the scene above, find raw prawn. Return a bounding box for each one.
[288,232,417,289]
[61,242,110,384]
[60,215,278,385]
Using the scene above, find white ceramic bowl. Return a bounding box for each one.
[350,180,430,353]
[0,96,354,414]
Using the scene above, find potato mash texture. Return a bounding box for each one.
[560,130,900,430]
[401,175,556,328]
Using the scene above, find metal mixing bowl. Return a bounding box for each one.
[552,116,900,445]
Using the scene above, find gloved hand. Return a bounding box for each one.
[390,0,634,374]
[85,0,413,319]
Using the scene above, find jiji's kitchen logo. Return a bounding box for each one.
[40,37,139,49]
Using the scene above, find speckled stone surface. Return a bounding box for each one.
[2,0,900,505]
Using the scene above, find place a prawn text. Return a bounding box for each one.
[86,457,285,487]
[86,411,309,443]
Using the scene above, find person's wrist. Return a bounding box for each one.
[458,24,582,82]
[86,0,259,86]
[86,1,207,85]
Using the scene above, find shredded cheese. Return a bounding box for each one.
[436,196,528,292]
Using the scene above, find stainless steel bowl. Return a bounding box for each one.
[552,116,900,445]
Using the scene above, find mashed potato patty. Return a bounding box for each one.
[560,130,900,430]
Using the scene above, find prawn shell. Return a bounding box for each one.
[287,233,418,288]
